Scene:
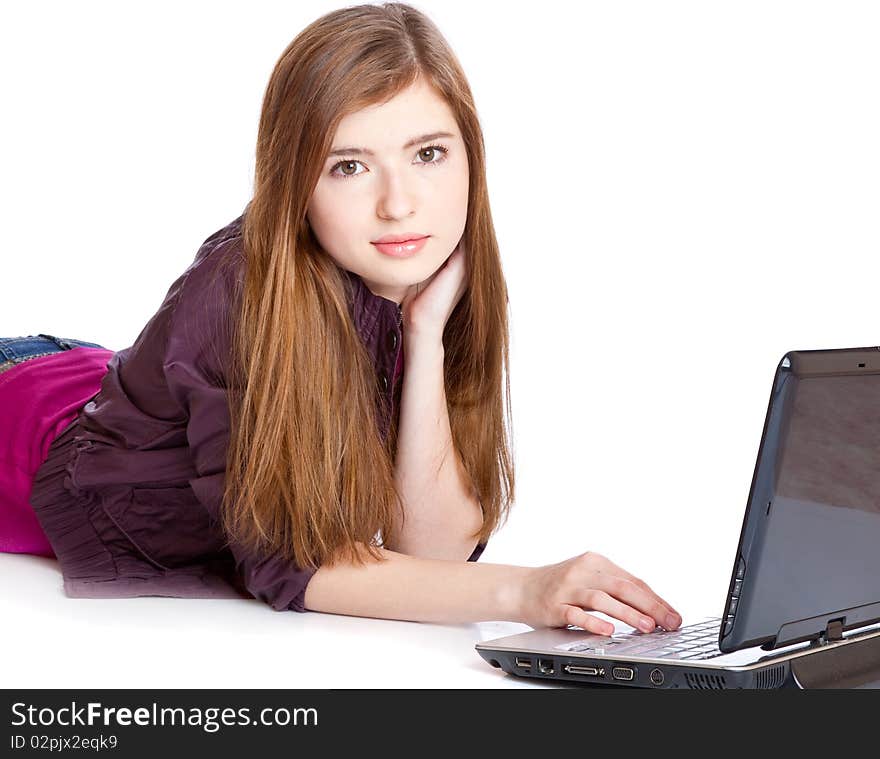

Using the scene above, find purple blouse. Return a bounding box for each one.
[27,210,486,612]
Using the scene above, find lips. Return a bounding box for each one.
[371,236,430,258]
[371,233,429,244]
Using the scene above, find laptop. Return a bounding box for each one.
[476,346,880,689]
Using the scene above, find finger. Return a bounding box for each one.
[598,571,680,631]
[589,555,681,626]
[562,604,615,636]
[578,588,664,634]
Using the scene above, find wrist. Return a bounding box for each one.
[403,327,445,360]
[495,564,532,624]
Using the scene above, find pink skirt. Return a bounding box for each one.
[0,348,113,556]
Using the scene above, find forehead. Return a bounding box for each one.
[331,79,457,147]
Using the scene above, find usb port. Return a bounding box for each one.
[612,666,635,681]
[515,657,532,670]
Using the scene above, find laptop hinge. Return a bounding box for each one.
[770,600,880,649]
[817,619,844,645]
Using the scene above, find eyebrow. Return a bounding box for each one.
[327,131,456,158]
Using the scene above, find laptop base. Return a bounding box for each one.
[477,629,880,689]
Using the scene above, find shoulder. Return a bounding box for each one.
[185,214,247,295]
[169,215,247,327]
[163,214,248,380]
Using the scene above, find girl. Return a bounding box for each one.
[1,3,682,636]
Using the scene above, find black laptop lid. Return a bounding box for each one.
[719,346,880,653]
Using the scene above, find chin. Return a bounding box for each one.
[379,256,438,278]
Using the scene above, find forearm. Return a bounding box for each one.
[389,334,483,560]
[303,545,529,623]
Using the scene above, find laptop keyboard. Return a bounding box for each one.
[567,617,727,660]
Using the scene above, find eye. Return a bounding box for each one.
[329,143,450,180]
[414,144,449,165]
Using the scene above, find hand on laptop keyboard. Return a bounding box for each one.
[516,549,683,634]
[562,618,725,660]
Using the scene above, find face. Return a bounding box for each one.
[306,77,469,305]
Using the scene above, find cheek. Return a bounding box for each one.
[308,185,332,225]
[309,191,350,241]
[448,159,469,208]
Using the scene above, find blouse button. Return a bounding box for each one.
[380,372,389,392]
[386,329,398,352]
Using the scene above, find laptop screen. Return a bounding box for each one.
[722,347,880,652]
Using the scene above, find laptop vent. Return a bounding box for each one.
[756,665,785,689]
[684,672,728,689]
[684,665,786,689]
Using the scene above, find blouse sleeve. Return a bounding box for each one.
[162,240,317,612]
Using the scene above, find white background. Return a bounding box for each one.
[1,0,878,687]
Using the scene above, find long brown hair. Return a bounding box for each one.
[220,2,515,571]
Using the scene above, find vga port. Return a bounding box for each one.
[612,666,635,681]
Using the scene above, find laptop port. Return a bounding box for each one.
[515,657,532,670]
[612,666,635,681]
[650,668,665,686]
[564,664,603,677]
[538,659,554,674]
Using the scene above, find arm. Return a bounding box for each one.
[387,332,484,561]
[307,546,685,632]
[305,544,527,623]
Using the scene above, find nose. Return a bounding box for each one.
[376,170,416,221]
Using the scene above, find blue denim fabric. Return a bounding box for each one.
[0,334,107,371]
